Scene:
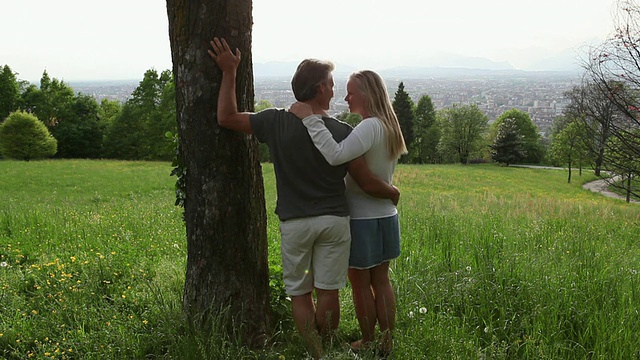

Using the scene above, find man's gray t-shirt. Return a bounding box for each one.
[250,108,352,221]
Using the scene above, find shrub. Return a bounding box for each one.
[0,111,57,161]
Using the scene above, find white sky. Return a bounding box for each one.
[0,0,616,82]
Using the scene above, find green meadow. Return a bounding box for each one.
[1,160,639,359]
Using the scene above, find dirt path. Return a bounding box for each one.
[582,177,639,204]
[510,165,638,204]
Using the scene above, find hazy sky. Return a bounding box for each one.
[1,0,617,82]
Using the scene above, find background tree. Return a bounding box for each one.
[17,83,43,115]
[33,71,76,129]
[166,0,270,348]
[563,82,616,176]
[605,132,640,201]
[0,65,20,121]
[130,69,172,159]
[2,71,103,158]
[548,120,589,183]
[98,98,122,132]
[102,69,175,160]
[488,108,543,164]
[50,94,103,158]
[103,102,145,159]
[437,104,488,164]
[336,110,363,127]
[548,115,574,167]
[392,82,414,161]
[8,70,102,159]
[490,117,527,166]
[146,72,177,160]
[0,111,57,161]
[585,0,640,184]
[410,94,439,163]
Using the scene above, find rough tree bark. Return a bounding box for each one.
[166,0,270,347]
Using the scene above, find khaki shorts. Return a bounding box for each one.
[279,215,351,296]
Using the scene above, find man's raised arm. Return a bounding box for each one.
[208,37,252,134]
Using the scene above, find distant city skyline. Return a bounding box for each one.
[70,71,579,141]
[2,0,616,82]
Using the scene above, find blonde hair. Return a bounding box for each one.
[350,70,407,160]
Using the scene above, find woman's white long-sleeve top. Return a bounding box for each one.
[302,114,398,219]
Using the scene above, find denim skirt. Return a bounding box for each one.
[349,214,401,269]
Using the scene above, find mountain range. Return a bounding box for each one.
[253,52,583,79]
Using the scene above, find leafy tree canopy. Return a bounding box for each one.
[0,111,57,161]
[255,99,273,111]
[51,94,103,158]
[490,108,543,164]
[392,82,415,157]
[437,104,488,164]
[490,117,527,166]
[0,64,20,121]
[410,94,438,163]
[336,111,363,127]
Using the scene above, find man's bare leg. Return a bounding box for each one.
[315,288,340,339]
[291,292,323,359]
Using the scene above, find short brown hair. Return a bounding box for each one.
[291,59,335,101]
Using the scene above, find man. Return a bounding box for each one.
[208,37,398,359]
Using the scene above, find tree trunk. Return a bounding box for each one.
[166,0,270,348]
[579,161,583,177]
[595,144,605,177]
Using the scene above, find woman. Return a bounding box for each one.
[290,70,407,355]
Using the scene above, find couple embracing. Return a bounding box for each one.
[209,37,406,359]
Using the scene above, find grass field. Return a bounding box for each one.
[1,160,639,359]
